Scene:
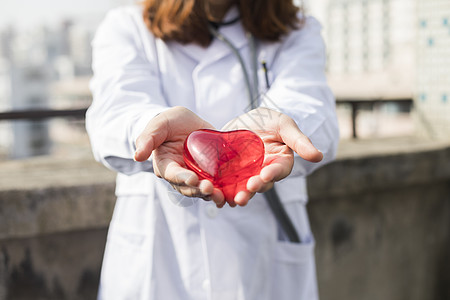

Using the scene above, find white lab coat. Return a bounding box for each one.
[86,5,339,300]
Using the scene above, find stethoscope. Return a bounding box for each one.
[207,22,264,110]
[207,22,302,244]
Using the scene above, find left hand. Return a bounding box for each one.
[222,107,323,206]
[134,106,226,207]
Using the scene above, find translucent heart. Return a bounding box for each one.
[183,129,264,202]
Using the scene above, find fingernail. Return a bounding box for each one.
[318,150,324,159]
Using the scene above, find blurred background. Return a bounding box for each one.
[0,0,135,160]
[0,0,449,299]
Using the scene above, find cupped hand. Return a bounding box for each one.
[222,107,323,206]
[134,106,226,207]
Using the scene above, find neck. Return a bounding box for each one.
[205,0,236,22]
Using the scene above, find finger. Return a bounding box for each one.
[201,196,213,201]
[134,114,169,162]
[279,117,323,163]
[198,180,214,196]
[246,175,264,193]
[247,175,274,193]
[227,198,237,207]
[210,188,226,208]
[157,160,199,187]
[171,181,217,199]
[170,180,213,198]
[234,190,256,206]
[171,184,205,198]
[259,159,292,183]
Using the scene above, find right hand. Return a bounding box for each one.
[222,107,323,206]
[134,106,226,207]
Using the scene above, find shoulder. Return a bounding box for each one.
[96,5,148,36]
[285,15,323,43]
[94,4,153,45]
[262,15,327,73]
[274,15,326,55]
[301,15,323,32]
[102,4,144,25]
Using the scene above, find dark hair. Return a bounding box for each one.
[142,0,303,47]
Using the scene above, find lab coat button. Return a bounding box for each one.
[206,204,218,218]
[202,279,211,290]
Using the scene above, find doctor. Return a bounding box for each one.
[86,0,339,299]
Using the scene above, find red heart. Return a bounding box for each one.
[183,129,264,202]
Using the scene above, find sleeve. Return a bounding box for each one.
[85,8,169,175]
[260,16,340,177]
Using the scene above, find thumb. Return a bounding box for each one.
[279,117,323,163]
[134,114,169,162]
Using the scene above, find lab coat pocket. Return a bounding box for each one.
[270,239,319,300]
[99,227,150,300]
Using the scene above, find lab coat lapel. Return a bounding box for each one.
[173,6,248,66]
[203,22,248,65]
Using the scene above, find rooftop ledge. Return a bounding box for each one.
[1,137,450,240]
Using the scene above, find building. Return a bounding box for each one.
[0,25,52,159]
[0,59,12,155]
[311,0,449,139]
[9,64,52,159]
[416,0,450,139]
[310,0,416,99]
[0,16,102,159]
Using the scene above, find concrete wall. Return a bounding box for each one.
[307,139,450,300]
[0,157,116,300]
[0,138,449,300]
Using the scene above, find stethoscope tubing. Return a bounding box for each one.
[207,24,302,243]
[207,24,258,110]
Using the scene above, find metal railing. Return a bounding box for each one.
[0,97,414,138]
[336,98,413,138]
[0,108,87,121]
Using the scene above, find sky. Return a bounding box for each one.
[1,1,315,29]
[0,0,137,29]
[0,0,315,29]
